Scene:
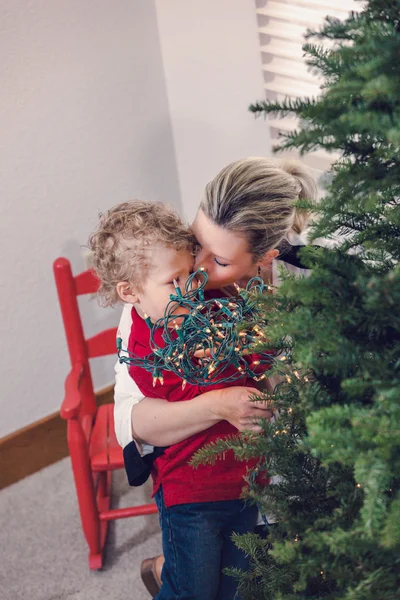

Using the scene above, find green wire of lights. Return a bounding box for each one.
[117,268,278,388]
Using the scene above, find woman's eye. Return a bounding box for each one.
[194,242,202,254]
[214,258,229,267]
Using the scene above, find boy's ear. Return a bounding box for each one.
[116,282,139,304]
[259,248,279,267]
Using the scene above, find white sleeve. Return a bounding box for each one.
[113,303,145,449]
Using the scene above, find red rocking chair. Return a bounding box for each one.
[53,257,157,570]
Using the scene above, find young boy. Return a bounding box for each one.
[89,200,266,600]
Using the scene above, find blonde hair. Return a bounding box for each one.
[201,157,317,260]
[89,201,194,306]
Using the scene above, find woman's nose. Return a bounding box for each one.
[194,250,206,271]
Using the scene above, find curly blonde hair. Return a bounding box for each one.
[89,201,195,306]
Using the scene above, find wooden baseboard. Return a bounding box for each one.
[0,386,114,490]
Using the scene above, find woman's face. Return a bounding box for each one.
[191,209,256,289]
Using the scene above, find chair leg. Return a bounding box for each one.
[68,420,104,569]
[90,471,112,570]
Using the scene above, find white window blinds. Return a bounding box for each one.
[255,0,360,178]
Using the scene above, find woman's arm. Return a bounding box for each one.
[131,386,273,447]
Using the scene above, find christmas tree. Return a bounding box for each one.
[194,1,400,597]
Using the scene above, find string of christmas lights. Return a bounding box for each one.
[117,268,277,387]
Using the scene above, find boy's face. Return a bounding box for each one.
[117,244,194,322]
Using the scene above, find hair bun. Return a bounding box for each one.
[279,159,318,202]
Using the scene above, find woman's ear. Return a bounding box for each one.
[116,282,139,304]
[260,248,279,267]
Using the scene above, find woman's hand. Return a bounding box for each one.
[211,386,273,433]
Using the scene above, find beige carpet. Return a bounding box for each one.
[0,457,161,600]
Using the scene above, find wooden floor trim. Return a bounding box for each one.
[0,386,114,490]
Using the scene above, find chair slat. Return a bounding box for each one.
[75,269,100,296]
[87,328,118,358]
[90,404,124,471]
[107,446,125,468]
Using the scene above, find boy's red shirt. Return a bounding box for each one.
[128,306,269,508]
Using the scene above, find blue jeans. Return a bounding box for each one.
[154,488,258,600]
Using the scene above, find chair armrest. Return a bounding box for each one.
[60,362,84,420]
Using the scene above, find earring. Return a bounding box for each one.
[257,265,261,276]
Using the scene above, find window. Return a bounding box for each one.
[255,0,360,179]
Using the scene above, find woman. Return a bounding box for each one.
[114,157,317,597]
